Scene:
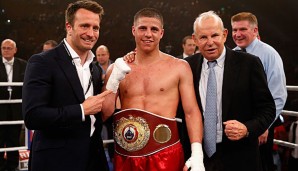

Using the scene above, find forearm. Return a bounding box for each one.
[184,110,205,171]
[101,93,117,121]
[184,110,203,143]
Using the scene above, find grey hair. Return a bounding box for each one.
[193,11,224,35]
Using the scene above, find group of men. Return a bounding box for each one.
[0,36,58,171]
[0,0,287,171]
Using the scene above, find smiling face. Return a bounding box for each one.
[193,17,227,61]
[232,20,258,48]
[66,8,100,56]
[132,17,164,53]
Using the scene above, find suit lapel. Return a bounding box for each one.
[55,43,85,103]
[90,62,101,95]
[194,55,204,111]
[222,48,240,121]
[12,59,21,82]
[0,62,7,81]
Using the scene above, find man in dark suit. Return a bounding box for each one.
[22,1,111,171]
[182,11,275,171]
[0,39,27,171]
[176,35,196,59]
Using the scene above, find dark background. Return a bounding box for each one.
[1,0,298,111]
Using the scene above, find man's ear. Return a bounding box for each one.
[65,22,72,36]
[132,26,136,36]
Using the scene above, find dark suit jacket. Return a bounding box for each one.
[176,54,183,59]
[181,47,275,171]
[0,57,27,121]
[22,43,108,171]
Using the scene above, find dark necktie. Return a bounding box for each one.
[235,48,247,53]
[204,60,217,157]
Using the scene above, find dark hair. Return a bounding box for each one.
[65,0,104,27]
[134,8,164,27]
[182,35,193,45]
[43,40,58,47]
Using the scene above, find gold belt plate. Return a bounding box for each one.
[114,115,150,152]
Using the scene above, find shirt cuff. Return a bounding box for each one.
[80,104,85,121]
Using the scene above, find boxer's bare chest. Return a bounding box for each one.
[120,61,179,97]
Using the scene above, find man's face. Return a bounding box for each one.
[66,8,100,55]
[96,48,109,65]
[132,17,164,53]
[232,20,258,48]
[193,18,227,61]
[183,38,196,56]
[1,40,17,61]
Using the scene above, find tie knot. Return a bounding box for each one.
[207,61,217,68]
[4,60,13,65]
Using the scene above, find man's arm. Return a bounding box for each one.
[178,60,204,171]
[266,52,287,121]
[101,58,131,121]
[258,50,287,144]
[101,64,118,121]
[179,61,203,143]
[22,54,112,130]
[227,56,275,140]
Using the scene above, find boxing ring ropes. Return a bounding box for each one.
[1,82,298,152]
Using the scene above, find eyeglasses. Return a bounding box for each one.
[1,47,14,50]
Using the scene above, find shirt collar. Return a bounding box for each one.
[183,53,191,58]
[2,57,14,65]
[63,39,94,65]
[245,38,259,53]
[235,37,259,53]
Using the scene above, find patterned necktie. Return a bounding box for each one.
[204,61,217,157]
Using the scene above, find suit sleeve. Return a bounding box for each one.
[244,57,276,138]
[22,54,83,130]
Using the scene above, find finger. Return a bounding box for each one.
[224,120,238,125]
[223,120,234,125]
[98,90,113,97]
[183,166,189,171]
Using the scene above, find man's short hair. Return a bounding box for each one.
[133,8,164,27]
[43,40,58,47]
[182,36,193,45]
[231,12,258,27]
[65,0,104,27]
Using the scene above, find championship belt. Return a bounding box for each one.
[114,108,180,157]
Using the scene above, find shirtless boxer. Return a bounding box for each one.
[102,8,205,171]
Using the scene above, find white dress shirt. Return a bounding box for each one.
[64,39,96,136]
[3,57,14,99]
[199,47,226,143]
